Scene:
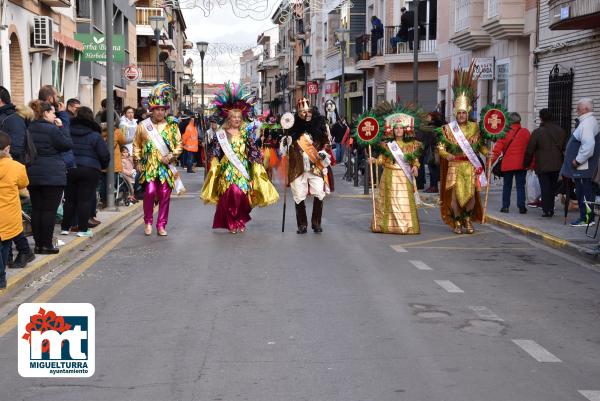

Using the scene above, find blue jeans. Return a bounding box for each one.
[334,145,344,164]
[0,239,11,276]
[574,177,593,221]
[184,150,196,172]
[502,170,526,209]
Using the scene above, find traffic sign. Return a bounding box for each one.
[123,65,141,82]
[307,82,319,95]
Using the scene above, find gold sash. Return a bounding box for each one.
[297,135,325,172]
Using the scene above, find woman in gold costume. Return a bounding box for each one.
[370,122,423,234]
[437,63,487,234]
[200,82,279,233]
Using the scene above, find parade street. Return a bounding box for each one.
[0,168,600,401]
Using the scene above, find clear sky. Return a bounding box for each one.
[181,2,278,85]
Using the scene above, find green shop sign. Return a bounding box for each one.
[74,33,125,62]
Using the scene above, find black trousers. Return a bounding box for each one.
[62,167,100,232]
[537,171,559,214]
[28,185,64,248]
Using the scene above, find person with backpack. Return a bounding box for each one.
[491,112,531,214]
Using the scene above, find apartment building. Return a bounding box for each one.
[257,29,279,115]
[1,0,82,105]
[75,0,137,112]
[534,0,600,132]
[239,47,261,102]
[136,0,192,113]
[437,0,537,127]
[356,0,438,113]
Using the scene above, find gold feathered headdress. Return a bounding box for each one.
[452,61,479,114]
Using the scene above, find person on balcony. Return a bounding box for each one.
[370,16,384,56]
[391,7,409,52]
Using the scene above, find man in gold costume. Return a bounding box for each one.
[437,63,487,234]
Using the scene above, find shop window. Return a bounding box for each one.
[495,60,509,108]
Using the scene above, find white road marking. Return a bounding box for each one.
[579,391,600,401]
[409,260,433,271]
[391,245,408,253]
[468,306,504,322]
[512,339,562,362]
[434,280,464,293]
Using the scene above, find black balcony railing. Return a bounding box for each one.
[137,62,167,83]
[356,24,437,61]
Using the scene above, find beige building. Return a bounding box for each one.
[257,29,279,115]
[437,0,538,128]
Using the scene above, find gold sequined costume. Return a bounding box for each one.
[372,139,422,234]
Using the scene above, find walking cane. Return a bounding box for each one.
[280,113,295,233]
[482,155,493,224]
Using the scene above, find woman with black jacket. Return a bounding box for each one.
[27,100,72,254]
[60,107,110,237]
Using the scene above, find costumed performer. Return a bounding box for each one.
[200,82,279,233]
[370,115,424,234]
[437,63,488,234]
[132,82,183,237]
[281,98,331,234]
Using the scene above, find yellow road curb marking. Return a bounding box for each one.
[401,231,489,248]
[0,203,142,294]
[486,216,569,247]
[0,220,142,337]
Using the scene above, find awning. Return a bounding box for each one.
[53,32,84,52]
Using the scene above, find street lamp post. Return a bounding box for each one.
[335,29,350,121]
[165,59,176,89]
[413,0,420,103]
[105,0,115,208]
[196,41,209,175]
[268,80,272,112]
[149,15,166,84]
[301,53,312,97]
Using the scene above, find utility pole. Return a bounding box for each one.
[412,0,420,104]
[105,0,115,209]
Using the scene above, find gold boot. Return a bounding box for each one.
[453,220,463,234]
[464,217,474,234]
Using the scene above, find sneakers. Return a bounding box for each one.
[527,200,542,208]
[519,207,528,214]
[60,230,70,235]
[570,219,595,227]
[76,230,93,238]
[500,207,509,213]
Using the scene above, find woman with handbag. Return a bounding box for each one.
[491,112,531,214]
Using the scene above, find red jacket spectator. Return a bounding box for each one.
[492,123,531,172]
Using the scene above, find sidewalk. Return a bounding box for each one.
[1,202,142,298]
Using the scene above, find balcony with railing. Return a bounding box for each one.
[481,0,526,39]
[136,7,165,36]
[355,25,438,69]
[41,0,71,7]
[450,0,491,50]
[548,0,600,30]
[137,62,168,83]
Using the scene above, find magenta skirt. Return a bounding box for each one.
[212,184,252,231]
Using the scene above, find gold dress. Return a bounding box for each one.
[437,121,487,227]
[372,139,422,234]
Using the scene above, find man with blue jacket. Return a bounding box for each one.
[561,98,600,226]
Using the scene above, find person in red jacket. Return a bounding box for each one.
[491,112,531,214]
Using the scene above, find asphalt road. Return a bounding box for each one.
[1,167,600,401]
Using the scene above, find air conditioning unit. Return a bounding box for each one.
[33,16,53,48]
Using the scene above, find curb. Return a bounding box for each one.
[0,202,143,299]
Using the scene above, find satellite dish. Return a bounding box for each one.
[281,112,295,129]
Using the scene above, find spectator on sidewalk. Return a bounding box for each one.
[120,146,137,204]
[492,112,531,214]
[66,98,80,118]
[524,108,568,217]
[561,98,600,226]
[27,100,72,254]
[182,116,199,173]
[99,111,126,206]
[60,107,110,238]
[0,132,30,288]
[119,106,137,154]
[0,86,27,163]
[39,85,75,170]
[424,111,445,193]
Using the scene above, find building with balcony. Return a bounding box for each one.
[1,1,83,105]
[75,0,137,112]
[438,0,537,128]
[271,1,294,114]
[135,0,190,113]
[355,0,438,114]
[256,28,280,115]
[534,0,600,133]
[239,47,261,106]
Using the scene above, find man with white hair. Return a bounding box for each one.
[561,98,600,226]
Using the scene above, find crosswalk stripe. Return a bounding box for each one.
[434,280,464,293]
[579,391,600,401]
[512,339,562,362]
[391,245,407,253]
[409,260,433,271]
[468,306,504,322]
